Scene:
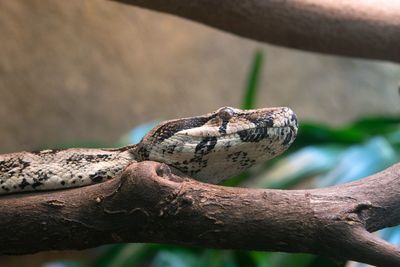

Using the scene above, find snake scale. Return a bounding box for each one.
[0,107,298,195]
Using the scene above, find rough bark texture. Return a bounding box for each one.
[114,0,400,63]
[1,161,400,266]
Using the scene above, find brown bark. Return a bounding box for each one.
[113,0,400,63]
[1,161,400,266]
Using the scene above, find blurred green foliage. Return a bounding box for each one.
[241,50,263,110]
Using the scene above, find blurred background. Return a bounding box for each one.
[0,1,399,267]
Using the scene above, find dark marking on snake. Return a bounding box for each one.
[0,158,30,172]
[89,170,111,183]
[243,113,274,127]
[135,144,150,160]
[218,120,229,134]
[227,151,256,168]
[238,128,268,142]
[66,154,112,164]
[36,171,50,182]
[282,130,293,146]
[227,151,248,163]
[32,179,43,188]
[153,115,215,142]
[31,149,63,155]
[162,143,178,156]
[195,137,218,155]
[290,113,298,126]
[19,159,30,168]
[18,178,30,190]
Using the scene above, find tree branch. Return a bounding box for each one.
[113,0,400,63]
[1,161,400,266]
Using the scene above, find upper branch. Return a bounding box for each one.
[1,161,400,266]
[113,0,400,63]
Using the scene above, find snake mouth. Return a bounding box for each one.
[235,124,297,144]
[235,108,298,144]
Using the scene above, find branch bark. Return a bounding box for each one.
[113,0,400,63]
[1,161,400,266]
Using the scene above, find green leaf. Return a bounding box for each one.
[92,244,156,267]
[242,50,264,110]
[268,253,343,267]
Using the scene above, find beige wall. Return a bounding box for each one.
[0,0,399,154]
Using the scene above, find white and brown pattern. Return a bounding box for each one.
[0,107,298,194]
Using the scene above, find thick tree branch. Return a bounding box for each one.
[113,0,400,63]
[1,161,400,266]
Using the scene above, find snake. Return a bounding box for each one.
[0,106,298,195]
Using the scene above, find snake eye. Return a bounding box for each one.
[218,107,235,120]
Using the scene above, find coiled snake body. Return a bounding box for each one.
[0,107,298,195]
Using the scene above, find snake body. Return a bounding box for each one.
[0,107,298,195]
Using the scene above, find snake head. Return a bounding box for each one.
[132,106,298,184]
